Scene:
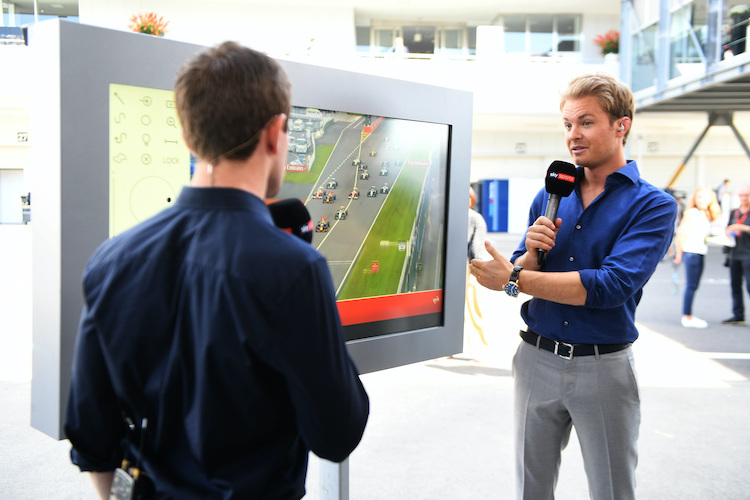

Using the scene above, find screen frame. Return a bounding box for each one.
[279,63,472,373]
[28,19,472,439]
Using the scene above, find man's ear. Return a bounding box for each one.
[263,113,287,154]
[618,116,632,135]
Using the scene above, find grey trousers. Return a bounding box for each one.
[513,340,640,500]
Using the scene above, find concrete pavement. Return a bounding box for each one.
[2,229,749,499]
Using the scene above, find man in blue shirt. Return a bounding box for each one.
[470,73,677,499]
[64,42,369,499]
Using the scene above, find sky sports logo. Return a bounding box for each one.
[549,172,576,184]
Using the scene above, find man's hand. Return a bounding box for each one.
[727,223,749,236]
[469,241,514,291]
[522,216,562,270]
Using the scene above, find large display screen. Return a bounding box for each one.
[30,20,471,438]
[277,107,450,341]
[107,91,449,343]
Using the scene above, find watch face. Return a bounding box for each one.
[505,282,519,297]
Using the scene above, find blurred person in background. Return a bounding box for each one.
[673,186,722,328]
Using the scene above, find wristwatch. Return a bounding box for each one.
[504,266,523,297]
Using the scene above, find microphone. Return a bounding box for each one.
[267,198,314,244]
[537,161,578,265]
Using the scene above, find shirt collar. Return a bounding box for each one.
[575,160,641,189]
[175,186,273,223]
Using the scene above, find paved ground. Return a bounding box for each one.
[2,228,749,499]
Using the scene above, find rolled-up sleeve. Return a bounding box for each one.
[580,194,677,309]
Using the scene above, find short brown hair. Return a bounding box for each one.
[174,41,291,163]
[560,73,635,145]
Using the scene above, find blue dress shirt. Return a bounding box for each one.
[511,161,678,344]
[65,187,369,499]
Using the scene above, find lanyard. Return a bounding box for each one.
[736,209,749,225]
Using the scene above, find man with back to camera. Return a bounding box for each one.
[64,42,369,499]
[470,73,677,499]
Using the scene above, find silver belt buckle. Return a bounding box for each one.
[554,341,574,359]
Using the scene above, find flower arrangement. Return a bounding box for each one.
[128,12,170,37]
[594,30,619,55]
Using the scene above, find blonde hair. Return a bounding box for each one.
[560,73,635,145]
[687,186,721,222]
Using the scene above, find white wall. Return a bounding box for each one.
[78,0,356,57]
[0,46,31,224]
[2,4,749,226]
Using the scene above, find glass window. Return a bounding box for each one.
[529,15,554,54]
[374,29,395,53]
[443,28,462,55]
[403,25,436,54]
[504,15,527,53]
[467,26,477,55]
[557,14,581,51]
[632,23,658,92]
[503,14,581,54]
[355,26,370,53]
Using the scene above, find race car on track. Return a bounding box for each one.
[358,162,368,171]
[367,186,377,197]
[369,149,376,157]
[326,178,338,189]
[335,206,348,220]
[360,170,370,180]
[324,191,336,203]
[380,183,390,194]
[352,159,361,166]
[316,217,330,232]
[381,161,390,168]
[379,167,388,176]
[349,188,360,199]
[312,186,325,199]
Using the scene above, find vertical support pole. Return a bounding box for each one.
[320,458,349,500]
[620,0,633,84]
[706,0,723,70]
[656,0,671,90]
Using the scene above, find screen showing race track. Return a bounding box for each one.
[109,86,449,343]
[276,107,450,341]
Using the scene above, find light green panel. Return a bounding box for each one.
[109,83,190,237]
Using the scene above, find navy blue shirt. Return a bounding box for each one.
[511,161,677,344]
[65,187,369,499]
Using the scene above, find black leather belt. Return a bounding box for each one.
[520,329,631,359]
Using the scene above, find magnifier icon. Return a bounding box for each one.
[166,117,176,128]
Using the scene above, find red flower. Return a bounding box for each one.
[594,30,619,55]
[128,12,170,37]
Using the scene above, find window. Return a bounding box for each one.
[2,0,79,26]
[374,29,396,53]
[356,26,371,53]
[503,14,582,55]
[441,28,462,55]
[361,23,474,56]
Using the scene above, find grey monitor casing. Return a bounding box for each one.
[28,20,472,439]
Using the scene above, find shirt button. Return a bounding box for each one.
[563,321,569,326]
[575,224,582,230]
[569,256,575,262]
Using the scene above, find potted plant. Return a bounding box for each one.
[128,12,170,37]
[594,30,619,56]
